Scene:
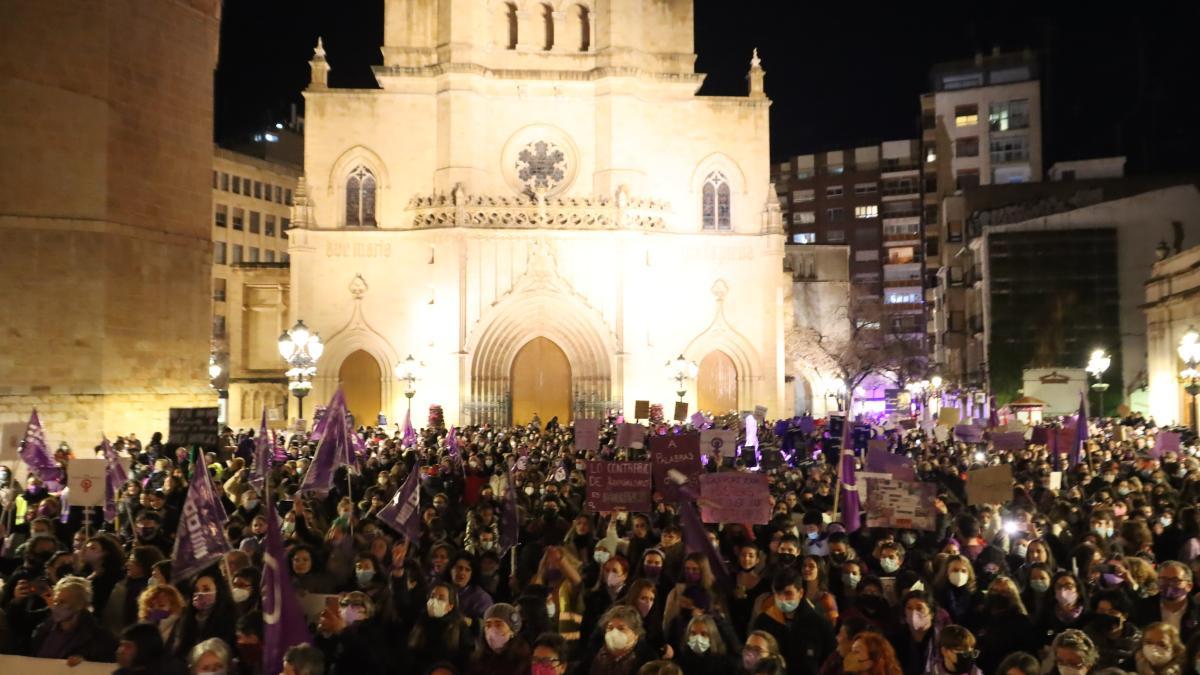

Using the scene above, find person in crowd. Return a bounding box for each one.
[1136,622,1187,675]
[407,581,475,669]
[1085,589,1143,670]
[466,602,530,675]
[28,575,117,663]
[114,622,185,675]
[674,613,737,675]
[994,652,1041,675]
[925,625,981,675]
[842,632,903,675]
[582,604,657,675]
[752,567,836,675]
[189,637,233,674]
[1051,629,1100,675]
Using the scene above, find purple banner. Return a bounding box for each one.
[954,424,985,443]
[262,490,312,674]
[20,409,62,488]
[300,390,347,495]
[991,432,1027,451]
[171,452,232,582]
[616,423,646,449]
[101,437,128,523]
[376,465,421,542]
[573,419,600,452]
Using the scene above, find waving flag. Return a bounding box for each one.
[251,410,272,489]
[839,401,861,533]
[401,408,417,448]
[262,487,311,674]
[20,409,62,488]
[171,451,231,582]
[101,437,128,523]
[299,389,348,495]
[670,472,731,587]
[377,464,421,542]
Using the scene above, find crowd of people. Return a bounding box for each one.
[0,408,1199,675]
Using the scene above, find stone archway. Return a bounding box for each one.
[697,350,738,414]
[339,349,382,426]
[511,337,572,426]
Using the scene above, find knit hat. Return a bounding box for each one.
[483,602,521,633]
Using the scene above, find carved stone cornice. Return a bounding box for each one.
[405,189,669,231]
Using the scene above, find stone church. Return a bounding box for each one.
[229,0,850,430]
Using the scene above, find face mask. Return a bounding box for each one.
[807,531,820,541]
[594,550,611,565]
[524,486,535,496]
[282,522,295,535]
[480,540,495,551]
[146,608,171,623]
[643,564,662,580]
[546,601,557,619]
[244,499,259,510]
[1144,645,1173,666]
[950,652,976,674]
[427,598,449,618]
[688,634,711,653]
[744,650,763,671]
[193,591,216,611]
[843,573,861,588]
[777,553,797,566]
[948,571,969,588]
[139,526,157,538]
[606,571,626,588]
[356,570,375,587]
[340,606,364,625]
[1057,588,1078,607]
[830,551,848,564]
[1162,584,1189,601]
[533,664,559,675]
[901,534,917,547]
[907,610,931,631]
[485,626,511,651]
[683,569,702,585]
[881,558,900,574]
[775,597,800,613]
[1014,543,1029,558]
[51,604,78,623]
[605,628,632,652]
[1162,516,1174,527]
[1059,666,1086,675]
[1031,578,1051,593]
[1102,573,1124,588]
[231,587,251,603]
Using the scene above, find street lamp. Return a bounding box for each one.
[1178,327,1200,434]
[278,319,323,420]
[393,354,423,410]
[208,354,222,386]
[665,354,698,402]
[1086,348,1111,417]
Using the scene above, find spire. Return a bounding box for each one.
[748,47,765,98]
[309,36,330,90]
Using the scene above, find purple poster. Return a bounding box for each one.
[650,433,702,501]
[584,460,652,512]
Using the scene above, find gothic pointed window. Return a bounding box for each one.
[345,166,377,227]
[702,171,731,230]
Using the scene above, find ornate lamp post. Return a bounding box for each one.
[665,354,698,402]
[278,319,323,421]
[1178,328,1200,434]
[394,354,423,411]
[1085,348,1111,417]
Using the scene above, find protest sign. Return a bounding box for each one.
[933,426,950,443]
[954,425,985,443]
[616,423,646,449]
[634,400,650,419]
[673,402,689,422]
[867,438,889,456]
[864,478,938,530]
[584,460,652,512]
[574,419,601,452]
[68,458,107,507]
[168,407,219,450]
[700,429,738,458]
[937,408,960,427]
[745,414,759,448]
[0,656,111,675]
[966,464,1014,505]
[1153,431,1181,457]
[1030,426,1049,445]
[865,446,915,481]
[690,412,707,428]
[295,592,340,625]
[991,432,1027,451]
[650,433,701,501]
[700,472,771,524]
[1049,471,1062,490]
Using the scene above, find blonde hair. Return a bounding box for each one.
[55,575,93,608]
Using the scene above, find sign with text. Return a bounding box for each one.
[966,464,1014,505]
[617,423,646,449]
[700,472,771,524]
[650,433,701,501]
[864,478,938,530]
[673,402,689,422]
[574,419,601,452]
[1153,430,1181,457]
[865,446,915,481]
[168,407,219,450]
[634,400,650,419]
[584,460,652,512]
[700,429,738,458]
[991,432,1027,451]
[68,458,107,507]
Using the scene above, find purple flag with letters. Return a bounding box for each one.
[262,488,311,675]
[20,409,62,488]
[300,390,348,494]
[101,437,128,523]
[401,408,417,448]
[251,410,271,489]
[171,451,231,582]
[377,464,421,542]
[840,402,861,533]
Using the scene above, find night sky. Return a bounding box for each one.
[215,2,1200,172]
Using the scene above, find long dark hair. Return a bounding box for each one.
[121,622,166,669]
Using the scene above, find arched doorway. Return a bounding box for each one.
[697,350,738,414]
[339,350,382,427]
[511,337,572,426]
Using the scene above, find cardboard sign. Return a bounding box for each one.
[673,402,689,422]
[700,472,771,524]
[864,478,938,530]
[690,412,707,428]
[634,400,650,419]
[650,433,701,501]
[933,426,950,443]
[574,419,601,452]
[168,407,219,450]
[954,425,985,443]
[68,458,107,507]
[701,429,738,458]
[866,446,915,481]
[966,464,1014,505]
[1048,471,1063,490]
[937,408,960,427]
[991,432,1027,451]
[584,460,652,512]
[617,423,646,449]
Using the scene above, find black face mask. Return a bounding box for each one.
[949,652,976,675]
[776,553,797,566]
[1092,613,1122,633]
[830,551,848,564]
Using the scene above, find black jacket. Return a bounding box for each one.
[28,611,117,662]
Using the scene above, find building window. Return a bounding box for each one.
[793,210,816,225]
[346,166,378,227]
[827,165,845,175]
[231,244,243,263]
[855,205,879,219]
[827,207,845,222]
[792,232,815,244]
[701,171,732,230]
[882,178,916,196]
[248,247,259,263]
[954,104,979,127]
[955,169,980,191]
[888,246,916,264]
[792,189,814,202]
[231,176,241,194]
[884,287,923,304]
[232,208,244,230]
[213,315,226,339]
[281,252,290,263]
[285,189,293,206]
[989,99,1030,131]
[254,181,263,199]
[855,249,880,262]
[925,147,937,163]
[275,185,283,203]
[213,277,226,301]
[249,211,260,234]
[265,215,276,237]
[220,172,229,191]
[281,218,290,239]
[212,170,218,189]
[990,135,1029,163]
[214,241,226,265]
[955,137,979,158]
[265,250,276,263]
[883,222,920,237]
[214,204,227,228]
[827,230,845,242]
[795,169,812,179]
[826,185,844,199]
[263,183,272,201]
[243,177,251,195]
[854,182,877,195]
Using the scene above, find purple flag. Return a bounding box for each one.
[376,464,421,542]
[840,403,861,533]
[498,466,520,556]
[299,390,349,495]
[251,410,271,489]
[101,437,128,523]
[675,479,731,587]
[308,405,330,442]
[171,451,232,582]
[401,408,417,448]
[20,409,62,488]
[1072,393,1087,468]
[262,488,312,675]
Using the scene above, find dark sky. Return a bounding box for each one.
[215,2,1200,173]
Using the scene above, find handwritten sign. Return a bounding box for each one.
[574,419,601,452]
[650,433,701,501]
[966,464,1014,505]
[701,429,738,458]
[68,458,107,507]
[168,407,219,450]
[864,478,938,530]
[584,460,652,512]
[1030,426,1049,445]
[673,402,689,422]
[617,423,646,449]
[1153,431,1181,457]
[700,472,771,524]
[634,400,651,419]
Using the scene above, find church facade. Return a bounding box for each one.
[248,0,846,429]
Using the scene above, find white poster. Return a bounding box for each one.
[67,458,107,507]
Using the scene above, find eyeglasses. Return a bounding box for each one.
[955,650,980,659]
[532,657,561,666]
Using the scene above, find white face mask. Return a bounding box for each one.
[594,550,611,565]
[1058,666,1086,675]
[340,606,364,625]
[881,558,900,574]
[688,634,711,653]
[907,610,931,631]
[546,601,557,619]
[427,598,449,618]
[230,587,250,604]
[1057,588,1078,607]
[948,571,969,588]
[485,627,511,651]
[1144,645,1173,666]
[606,571,626,588]
[605,628,633,653]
